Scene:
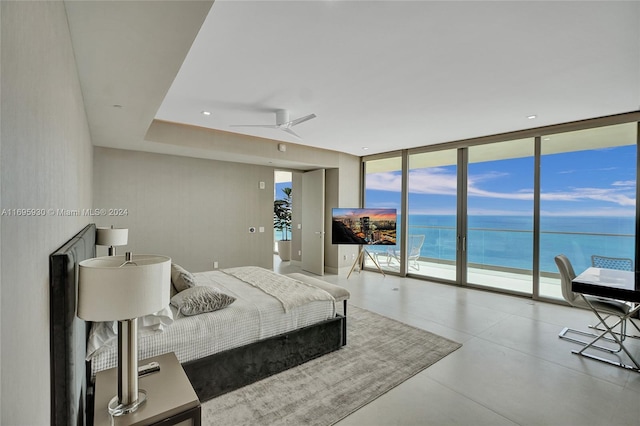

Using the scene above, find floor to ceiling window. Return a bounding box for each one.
[539,122,637,300]
[361,114,638,302]
[407,149,458,281]
[466,138,534,294]
[363,156,403,273]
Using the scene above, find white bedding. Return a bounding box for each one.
[88,269,336,377]
[222,266,336,311]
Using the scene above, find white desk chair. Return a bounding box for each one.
[384,235,425,271]
[590,254,640,337]
[591,254,633,271]
[555,254,640,372]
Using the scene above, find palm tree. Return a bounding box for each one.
[274,187,292,241]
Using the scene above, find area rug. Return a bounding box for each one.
[201,305,462,426]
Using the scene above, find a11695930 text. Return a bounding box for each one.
[1,208,129,217]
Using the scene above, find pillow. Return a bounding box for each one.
[85,306,174,360]
[171,286,236,316]
[171,263,196,292]
[137,305,174,334]
[170,283,178,298]
[86,321,117,360]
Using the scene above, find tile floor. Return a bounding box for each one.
[275,258,640,426]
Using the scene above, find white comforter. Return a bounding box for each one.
[88,269,336,377]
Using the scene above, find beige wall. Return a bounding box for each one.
[93,147,362,275]
[93,147,276,271]
[143,119,362,273]
[325,155,362,274]
[146,120,348,170]
[1,2,94,424]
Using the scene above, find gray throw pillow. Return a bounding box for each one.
[170,286,236,316]
[171,263,196,292]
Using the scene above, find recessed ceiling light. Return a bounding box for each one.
[201,111,211,116]
[362,147,369,150]
[527,115,537,120]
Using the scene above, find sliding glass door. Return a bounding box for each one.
[466,139,534,294]
[539,123,637,300]
[407,149,458,281]
[363,156,403,273]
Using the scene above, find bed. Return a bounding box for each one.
[50,224,346,426]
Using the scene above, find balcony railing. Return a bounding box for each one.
[365,225,634,299]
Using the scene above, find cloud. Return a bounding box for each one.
[540,207,636,217]
[612,180,635,187]
[405,168,457,195]
[365,171,403,192]
[367,169,636,207]
[541,187,635,206]
[366,201,400,210]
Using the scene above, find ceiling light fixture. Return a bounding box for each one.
[201,111,211,116]
[362,147,369,151]
[527,115,537,120]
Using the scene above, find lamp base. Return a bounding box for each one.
[108,389,147,416]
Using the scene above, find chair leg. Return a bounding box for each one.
[559,327,621,353]
[589,308,640,339]
[407,258,419,271]
[572,296,640,372]
[572,326,640,372]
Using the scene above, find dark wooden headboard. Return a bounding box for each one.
[50,223,96,426]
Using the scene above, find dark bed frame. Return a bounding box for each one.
[50,224,345,426]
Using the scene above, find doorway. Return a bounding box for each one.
[274,170,293,261]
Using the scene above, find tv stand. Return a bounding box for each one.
[348,246,385,279]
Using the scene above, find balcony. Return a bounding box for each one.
[364,225,634,301]
[365,256,562,299]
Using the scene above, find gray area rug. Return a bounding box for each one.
[201,305,462,426]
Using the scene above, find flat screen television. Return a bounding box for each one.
[331,208,397,245]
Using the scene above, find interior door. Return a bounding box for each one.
[302,169,325,275]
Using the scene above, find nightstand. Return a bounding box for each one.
[93,352,201,426]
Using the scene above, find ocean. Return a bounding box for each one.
[276,215,635,274]
[407,215,635,274]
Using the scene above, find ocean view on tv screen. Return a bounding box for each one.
[332,208,397,245]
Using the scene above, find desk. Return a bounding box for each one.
[572,267,640,303]
[570,267,640,372]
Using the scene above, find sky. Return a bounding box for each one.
[332,208,396,222]
[275,182,291,200]
[365,145,637,217]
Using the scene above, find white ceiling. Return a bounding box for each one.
[67,1,640,163]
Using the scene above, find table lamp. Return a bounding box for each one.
[96,226,129,256]
[78,252,171,416]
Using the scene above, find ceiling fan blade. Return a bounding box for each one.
[282,127,301,139]
[230,110,315,139]
[289,113,317,127]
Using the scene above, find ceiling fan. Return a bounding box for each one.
[230,109,316,139]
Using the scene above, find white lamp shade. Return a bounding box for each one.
[96,227,129,247]
[78,255,171,321]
